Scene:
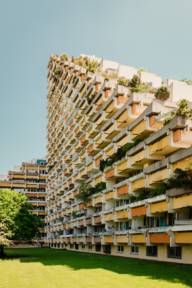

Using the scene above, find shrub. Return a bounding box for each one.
[155,86,170,101]
[128,75,141,89]
[117,77,129,87]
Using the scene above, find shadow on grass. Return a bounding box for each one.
[5,248,192,287]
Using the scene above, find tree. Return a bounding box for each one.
[14,202,43,241]
[0,189,43,258]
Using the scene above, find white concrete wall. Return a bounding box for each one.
[139,71,162,88]
[167,79,192,102]
[118,65,137,79]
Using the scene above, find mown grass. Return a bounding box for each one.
[0,248,191,288]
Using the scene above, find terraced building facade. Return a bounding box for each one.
[47,54,192,263]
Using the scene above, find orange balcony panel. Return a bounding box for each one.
[131,234,146,243]
[0,182,11,188]
[150,233,169,244]
[132,205,146,217]
[95,156,102,167]
[79,203,85,209]
[103,235,113,243]
[173,129,182,143]
[105,168,115,179]
[131,103,140,116]
[116,235,128,243]
[149,115,163,129]
[173,194,192,210]
[116,210,128,219]
[105,190,114,200]
[150,201,168,214]
[175,232,192,244]
[117,184,128,196]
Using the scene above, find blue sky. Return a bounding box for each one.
[0,0,192,175]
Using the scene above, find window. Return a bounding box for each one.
[146,246,158,257]
[131,245,139,254]
[167,246,182,259]
[88,244,92,250]
[95,244,101,252]
[117,245,124,253]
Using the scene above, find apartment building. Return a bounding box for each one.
[0,159,47,238]
[47,54,192,263]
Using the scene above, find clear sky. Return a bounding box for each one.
[0,0,192,175]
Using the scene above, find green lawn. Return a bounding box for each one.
[0,248,191,288]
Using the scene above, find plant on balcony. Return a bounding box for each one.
[128,75,141,89]
[175,99,192,118]
[166,168,192,190]
[72,56,99,73]
[155,86,170,101]
[181,79,192,85]
[127,74,153,93]
[76,181,107,203]
[163,99,192,125]
[52,67,62,81]
[99,138,142,172]
[60,53,68,61]
[117,77,129,87]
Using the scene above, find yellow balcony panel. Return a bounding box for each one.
[116,109,133,129]
[172,156,192,171]
[94,215,102,224]
[103,212,114,222]
[131,178,145,192]
[173,194,192,210]
[117,158,132,174]
[104,190,114,200]
[116,210,128,219]
[87,163,94,173]
[103,235,113,243]
[116,134,129,147]
[104,146,116,157]
[131,120,147,137]
[131,234,146,244]
[148,168,169,185]
[10,174,25,180]
[130,150,148,167]
[149,136,178,156]
[175,232,192,244]
[104,99,117,118]
[94,195,103,205]
[150,200,168,214]
[95,175,103,184]
[116,235,128,243]
[105,123,120,140]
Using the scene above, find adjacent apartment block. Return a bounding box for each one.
[0,159,47,238]
[47,54,192,263]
